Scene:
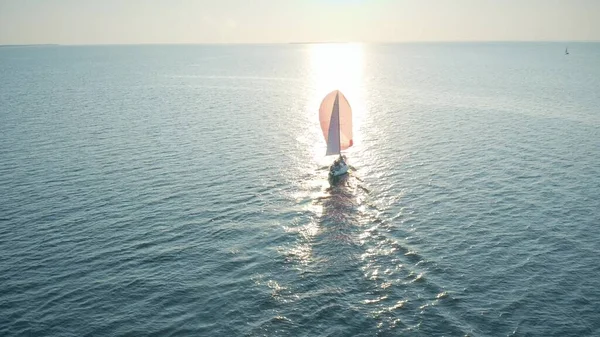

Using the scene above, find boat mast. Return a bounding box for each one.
[336,92,342,159]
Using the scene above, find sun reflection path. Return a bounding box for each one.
[308,43,366,164]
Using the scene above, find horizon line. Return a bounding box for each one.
[1,40,599,47]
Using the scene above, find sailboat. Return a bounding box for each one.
[565,47,569,55]
[319,90,353,179]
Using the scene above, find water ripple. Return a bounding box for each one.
[1,43,600,337]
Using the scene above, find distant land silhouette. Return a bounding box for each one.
[0,44,59,48]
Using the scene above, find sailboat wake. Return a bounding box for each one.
[261,87,462,334]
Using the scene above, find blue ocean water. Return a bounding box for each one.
[0,43,599,336]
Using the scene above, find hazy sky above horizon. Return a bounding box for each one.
[1,0,599,44]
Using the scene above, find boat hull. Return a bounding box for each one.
[329,163,349,177]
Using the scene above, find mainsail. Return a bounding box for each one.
[319,90,353,156]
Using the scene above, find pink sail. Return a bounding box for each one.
[319,90,353,156]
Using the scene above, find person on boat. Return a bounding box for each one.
[331,159,341,173]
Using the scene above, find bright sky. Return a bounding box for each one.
[1,0,599,44]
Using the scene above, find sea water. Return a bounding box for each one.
[1,43,599,336]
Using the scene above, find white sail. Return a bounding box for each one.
[319,90,353,156]
[326,92,341,156]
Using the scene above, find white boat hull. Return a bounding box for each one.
[329,162,349,177]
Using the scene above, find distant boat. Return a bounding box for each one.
[565,47,569,55]
[319,90,353,179]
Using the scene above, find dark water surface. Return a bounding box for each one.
[1,43,599,336]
